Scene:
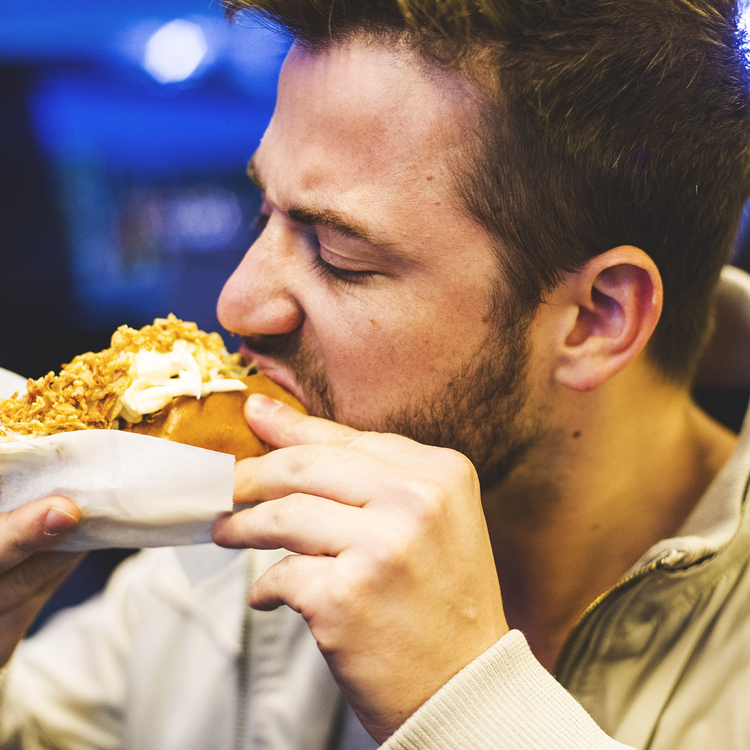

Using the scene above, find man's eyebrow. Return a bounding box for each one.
[286,206,388,246]
[246,156,390,246]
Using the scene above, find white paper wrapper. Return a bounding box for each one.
[0,373,235,551]
[0,368,27,398]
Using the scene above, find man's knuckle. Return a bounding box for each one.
[324,564,377,627]
[369,529,411,572]
[341,424,365,442]
[267,556,288,584]
[328,569,358,609]
[265,495,296,532]
[435,446,475,478]
[402,478,445,519]
[289,444,324,475]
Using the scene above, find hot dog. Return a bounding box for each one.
[0,315,303,459]
[123,373,303,460]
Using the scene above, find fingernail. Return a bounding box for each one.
[246,394,284,415]
[44,507,78,535]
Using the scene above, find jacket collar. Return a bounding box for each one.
[625,266,750,574]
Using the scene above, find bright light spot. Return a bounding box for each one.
[144,19,207,84]
[740,2,750,36]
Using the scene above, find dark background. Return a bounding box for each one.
[1,1,288,379]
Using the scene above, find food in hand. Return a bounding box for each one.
[0,315,303,459]
[123,372,302,460]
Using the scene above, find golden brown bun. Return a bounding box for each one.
[123,373,305,460]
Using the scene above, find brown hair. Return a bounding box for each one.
[225,0,750,381]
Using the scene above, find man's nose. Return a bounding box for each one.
[217,224,304,337]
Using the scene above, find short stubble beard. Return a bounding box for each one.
[381,292,540,490]
[241,291,540,491]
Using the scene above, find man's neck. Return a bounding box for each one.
[481,367,738,671]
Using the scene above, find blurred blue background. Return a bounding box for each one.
[1,0,289,380]
[0,0,288,629]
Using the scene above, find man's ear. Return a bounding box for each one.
[550,246,663,392]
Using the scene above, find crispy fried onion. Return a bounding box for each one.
[0,315,245,438]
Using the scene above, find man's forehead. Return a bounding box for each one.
[255,40,476,203]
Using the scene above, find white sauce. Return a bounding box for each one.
[119,341,246,422]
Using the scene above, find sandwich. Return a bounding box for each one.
[0,315,303,460]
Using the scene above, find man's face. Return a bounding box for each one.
[218,41,542,485]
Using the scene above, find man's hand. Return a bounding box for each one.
[0,497,83,668]
[212,395,508,742]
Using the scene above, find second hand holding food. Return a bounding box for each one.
[212,394,509,743]
[0,496,84,668]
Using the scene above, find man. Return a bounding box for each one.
[1,0,750,747]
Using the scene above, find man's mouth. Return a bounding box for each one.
[240,342,309,409]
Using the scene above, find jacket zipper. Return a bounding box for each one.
[235,552,255,750]
[555,557,667,674]
[558,471,750,672]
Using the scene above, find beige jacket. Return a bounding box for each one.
[2,268,750,749]
[389,266,750,749]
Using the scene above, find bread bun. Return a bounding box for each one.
[123,373,305,460]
